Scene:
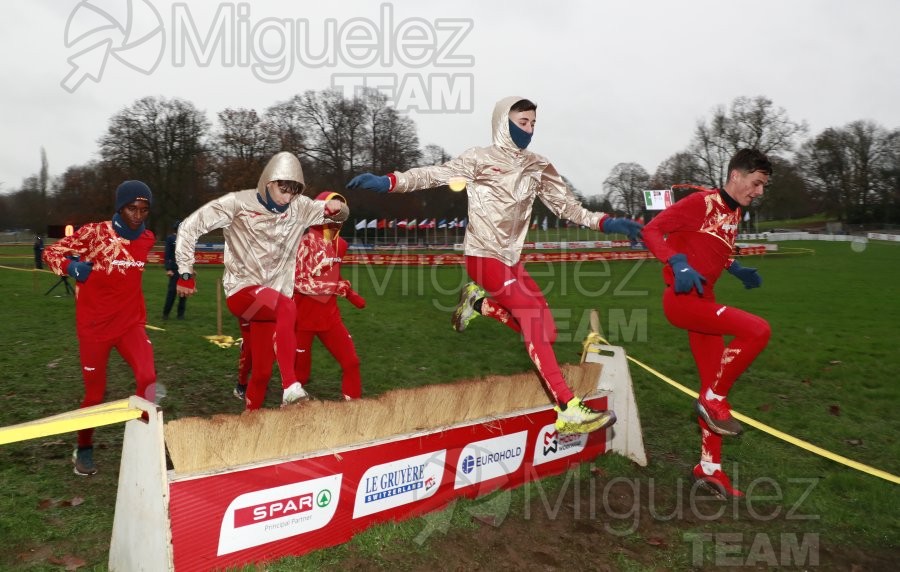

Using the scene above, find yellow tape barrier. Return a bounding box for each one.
[582,332,900,485]
[0,399,143,446]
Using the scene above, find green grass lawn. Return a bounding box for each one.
[0,239,898,569]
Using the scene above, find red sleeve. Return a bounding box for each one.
[641,193,705,263]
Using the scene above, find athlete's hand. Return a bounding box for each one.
[669,253,706,295]
[602,217,643,241]
[66,259,93,283]
[728,260,762,289]
[346,173,391,193]
[346,289,366,309]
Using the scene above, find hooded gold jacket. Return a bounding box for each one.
[175,152,348,298]
[390,96,608,265]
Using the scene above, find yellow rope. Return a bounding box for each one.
[582,334,899,485]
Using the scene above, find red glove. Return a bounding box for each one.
[345,289,366,309]
[177,276,196,290]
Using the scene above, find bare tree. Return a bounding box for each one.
[210,108,281,193]
[603,162,650,217]
[691,96,807,188]
[650,152,702,188]
[98,96,210,234]
[421,144,453,166]
[797,120,897,223]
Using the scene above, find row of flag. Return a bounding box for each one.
[353,218,469,231]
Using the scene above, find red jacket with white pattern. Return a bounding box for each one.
[293,227,351,331]
[642,188,740,290]
[43,221,155,341]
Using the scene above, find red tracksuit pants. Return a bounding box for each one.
[663,286,771,464]
[226,286,297,410]
[77,323,156,447]
[466,256,574,405]
[294,321,362,399]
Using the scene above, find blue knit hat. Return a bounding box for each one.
[115,180,153,212]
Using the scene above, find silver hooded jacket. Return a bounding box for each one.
[175,152,349,298]
[390,96,607,265]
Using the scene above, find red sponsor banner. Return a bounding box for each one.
[149,247,766,267]
[168,396,609,571]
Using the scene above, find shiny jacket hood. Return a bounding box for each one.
[256,152,306,199]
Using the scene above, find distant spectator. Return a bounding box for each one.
[33,234,44,269]
[162,221,186,320]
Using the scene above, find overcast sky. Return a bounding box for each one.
[2,0,899,197]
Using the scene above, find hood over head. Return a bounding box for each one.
[314,190,347,241]
[256,152,306,198]
[491,95,528,151]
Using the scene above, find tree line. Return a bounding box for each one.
[602,96,900,226]
[2,92,898,240]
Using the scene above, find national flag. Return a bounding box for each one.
[448,217,459,229]
[437,218,448,229]
[389,219,396,228]
[541,216,548,231]
[744,211,751,222]
[530,217,538,230]
[354,219,366,230]
[425,218,436,229]
[377,219,387,229]
[397,219,408,229]
[367,219,378,229]
[408,218,417,229]
[460,218,468,228]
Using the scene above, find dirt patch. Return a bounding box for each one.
[339,477,898,571]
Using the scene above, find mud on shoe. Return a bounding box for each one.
[233,383,247,401]
[695,397,743,436]
[451,282,485,333]
[692,464,744,498]
[282,381,310,406]
[554,397,617,434]
[73,446,98,477]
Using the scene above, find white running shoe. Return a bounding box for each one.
[282,382,310,406]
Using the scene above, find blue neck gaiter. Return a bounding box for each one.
[112,213,144,240]
[508,120,533,149]
[258,189,290,214]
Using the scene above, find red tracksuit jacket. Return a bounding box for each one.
[43,221,155,341]
[642,188,741,289]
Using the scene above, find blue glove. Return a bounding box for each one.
[669,253,706,295]
[67,260,94,282]
[728,260,762,289]
[346,173,391,193]
[602,217,643,241]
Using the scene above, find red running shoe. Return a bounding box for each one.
[695,397,743,436]
[692,464,744,498]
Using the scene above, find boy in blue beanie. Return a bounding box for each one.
[43,180,158,476]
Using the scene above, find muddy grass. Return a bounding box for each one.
[337,476,898,572]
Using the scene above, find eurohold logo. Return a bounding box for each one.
[216,474,341,556]
[454,431,527,490]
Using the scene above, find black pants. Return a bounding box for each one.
[163,274,186,318]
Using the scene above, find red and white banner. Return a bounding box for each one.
[167,397,610,571]
[148,246,767,267]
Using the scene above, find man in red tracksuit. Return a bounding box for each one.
[292,191,366,400]
[642,148,772,498]
[43,180,157,476]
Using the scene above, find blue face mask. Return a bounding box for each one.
[508,119,533,150]
[112,213,144,240]
[258,189,290,214]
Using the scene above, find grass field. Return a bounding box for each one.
[0,239,898,570]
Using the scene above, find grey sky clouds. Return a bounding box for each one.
[1,0,898,196]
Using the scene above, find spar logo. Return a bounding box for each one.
[454,431,526,490]
[217,474,341,556]
[353,450,446,519]
[532,424,588,467]
[234,492,315,527]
